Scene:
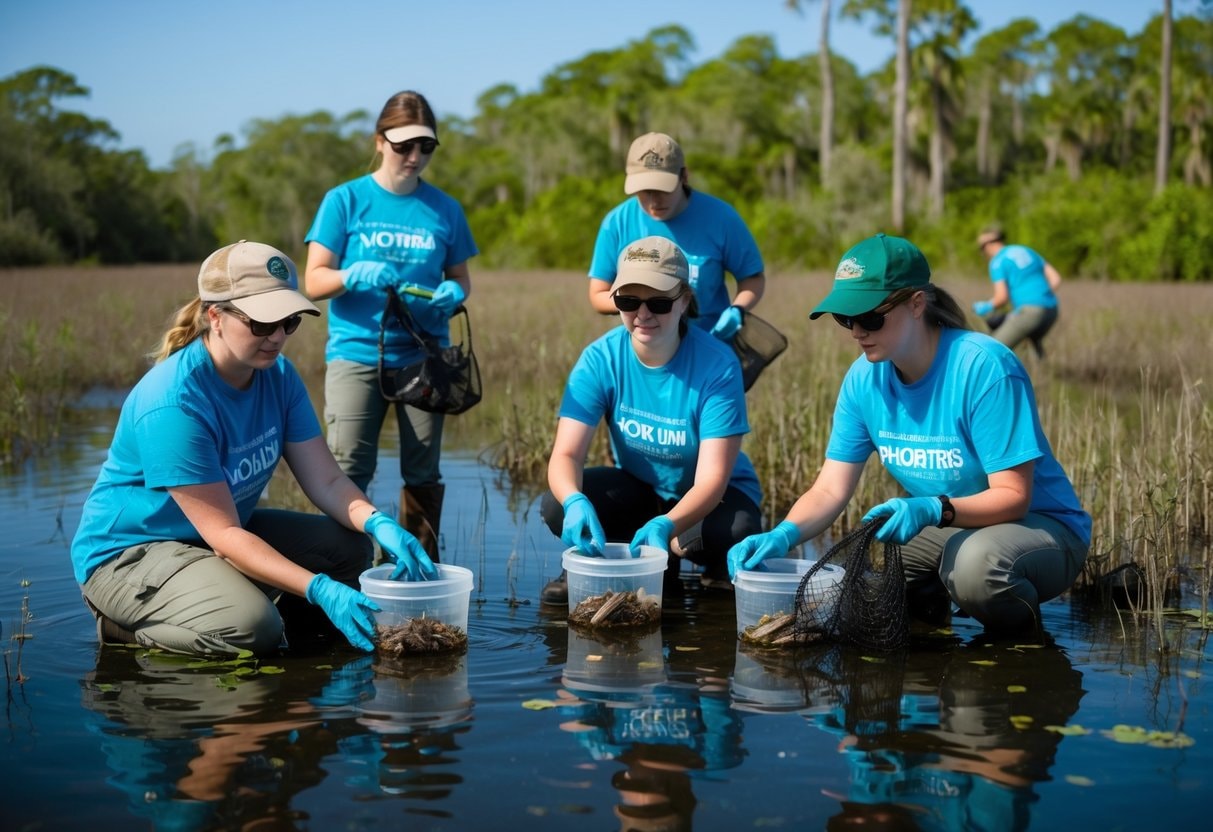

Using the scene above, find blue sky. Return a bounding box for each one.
[1,0,1170,169]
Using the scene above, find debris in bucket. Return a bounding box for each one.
[740,611,803,647]
[569,588,661,630]
[375,617,468,657]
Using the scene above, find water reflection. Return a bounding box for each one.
[797,640,1085,831]
[557,626,744,831]
[80,649,332,830]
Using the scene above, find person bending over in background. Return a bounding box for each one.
[728,234,1090,635]
[304,89,477,561]
[973,225,1062,359]
[72,242,436,657]
[540,236,763,605]
[587,132,765,347]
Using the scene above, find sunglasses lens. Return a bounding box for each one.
[282,315,302,335]
[390,138,438,155]
[645,297,675,314]
[614,296,641,312]
[832,311,885,332]
[613,295,679,314]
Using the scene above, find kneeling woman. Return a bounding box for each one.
[71,242,436,657]
[540,236,762,604]
[728,234,1090,635]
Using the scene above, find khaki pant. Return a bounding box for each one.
[899,512,1088,634]
[82,510,372,656]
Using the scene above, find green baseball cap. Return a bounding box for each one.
[809,233,932,319]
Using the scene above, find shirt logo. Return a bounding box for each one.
[835,257,865,281]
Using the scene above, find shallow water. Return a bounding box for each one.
[1,410,1210,830]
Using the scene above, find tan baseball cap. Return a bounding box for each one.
[383,124,437,143]
[624,132,684,194]
[198,241,320,322]
[610,236,690,294]
[975,225,1004,248]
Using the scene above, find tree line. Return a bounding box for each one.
[1,2,1210,280]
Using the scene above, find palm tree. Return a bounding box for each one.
[785,0,836,185]
[1156,0,1173,194]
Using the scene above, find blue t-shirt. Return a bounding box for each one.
[825,328,1090,544]
[305,175,479,367]
[559,326,762,507]
[988,244,1057,309]
[588,193,764,329]
[70,338,322,584]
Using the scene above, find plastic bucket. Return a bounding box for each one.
[562,543,666,617]
[359,563,474,635]
[733,558,844,639]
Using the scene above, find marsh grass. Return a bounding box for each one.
[4,265,1212,611]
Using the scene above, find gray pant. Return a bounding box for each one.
[324,358,444,493]
[992,305,1058,356]
[899,512,1088,633]
[82,510,372,656]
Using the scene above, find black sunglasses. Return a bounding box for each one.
[614,293,682,314]
[384,136,439,156]
[226,308,302,337]
[831,291,915,332]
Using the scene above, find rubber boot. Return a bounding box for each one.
[400,484,445,562]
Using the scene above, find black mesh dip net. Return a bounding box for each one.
[742,519,910,652]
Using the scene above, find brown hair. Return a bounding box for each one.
[921,284,969,330]
[148,298,209,363]
[375,90,438,139]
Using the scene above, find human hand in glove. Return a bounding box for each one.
[727,520,800,580]
[365,511,437,581]
[629,516,675,556]
[429,281,467,315]
[710,306,744,340]
[972,300,994,317]
[862,497,942,544]
[306,573,380,651]
[341,261,393,291]
[561,492,605,558]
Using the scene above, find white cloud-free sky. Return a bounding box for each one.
[1,0,1169,169]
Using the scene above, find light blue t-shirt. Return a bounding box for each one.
[988,244,1057,309]
[305,175,478,367]
[588,193,764,329]
[559,326,762,507]
[825,328,1090,544]
[70,338,322,584]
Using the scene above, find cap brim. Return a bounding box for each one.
[231,289,320,322]
[383,124,437,143]
[624,171,680,195]
[808,288,894,319]
[610,273,684,295]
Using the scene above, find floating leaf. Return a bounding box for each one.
[638,661,662,669]
[1007,685,1028,693]
[1064,775,1095,787]
[1100,724,1195,748]
[585,655,603,662]
[860,656,885,664]
[969,660,997,667]
[1010,715,1034,729]
[522,699,559,711]
[674,646,699,652]
[1046,724,1091,736]
[1012,643,1043,650]
[258,665,285,675]
[1181,670,1201,680]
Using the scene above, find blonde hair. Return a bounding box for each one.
[148,298,208,363]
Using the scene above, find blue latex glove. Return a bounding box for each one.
[727,520,800,580]
[429,280,467,315]
[710,305,744,340]
[972,300,994,317]
[862,497,943,544]
[365,511,437,581]
[629,515,675,556]
[341,260,393,290]
[305,573,380,652]
[561,492,605,557]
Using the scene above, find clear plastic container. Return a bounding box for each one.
[733,558,844,638]
[359,563,474,635]
[561,543,666,617]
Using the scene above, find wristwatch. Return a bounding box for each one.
[937,495,956,528]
